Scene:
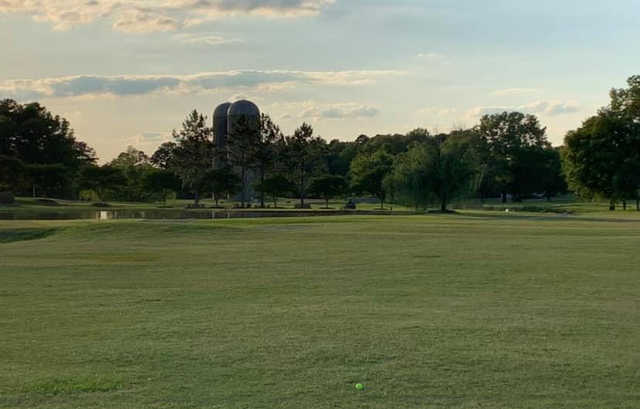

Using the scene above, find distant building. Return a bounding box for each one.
[213,100,260,169]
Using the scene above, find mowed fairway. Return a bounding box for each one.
[1,215,639,408]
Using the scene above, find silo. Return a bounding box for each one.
[213,102,231,168]
[227,100,260,137]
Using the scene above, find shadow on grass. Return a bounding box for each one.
[0,228,59,244]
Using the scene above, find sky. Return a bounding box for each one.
[1,0,639,162]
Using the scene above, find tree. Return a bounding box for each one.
[283,123,321,208]
[388,133,478,212]
[0,99,96,198]
[0,155,25,192]
[255,174,294,208]
[309,175,347,208]
[144,169,181,203]
[151,142,178,169]
[79,166,127,201]
[108,147,155,202]
[26,163,69,198]
[208,166,240,206]
[478,112,550,202]
[564,111,640,210]
[227,115,260,207]
[350,147,394,209]
[170,110,214,206]
[253,114,283,208]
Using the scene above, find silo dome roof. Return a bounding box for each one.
[228,100,260,117]
[214,102,232,118]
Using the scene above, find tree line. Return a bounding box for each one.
[2,75,639,211]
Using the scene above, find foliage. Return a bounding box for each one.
[478,112,551,201]
[207,166,241,205]
[308,175,347,208]
[350,148,394,208]
[283,123,325,208]
[143,169,181,203]
[79,165,128,201]
[389,133,477,211]
[227,115,260,207]
[169,110,214,205]
[254,174,294,208]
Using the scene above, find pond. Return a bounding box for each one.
[0,208,405,220]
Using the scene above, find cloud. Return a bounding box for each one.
[299,103,380,120]
[416,52,449,64]
[467,100,581,119]
[173,32,243,46]
[0,0,336,33]
[0,70,402,99]
[491,88,541,97]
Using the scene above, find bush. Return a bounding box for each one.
[92,202,111,208]
[0,192,15,205]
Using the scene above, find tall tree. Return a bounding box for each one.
[0,99,96,197]
[170,110,214,206]
[207,166,241,206]
[309,175,347,208]
[227,115,260,208]
[350,147,394,209]
[564,111,640,210]
[283,123,321,208]
[478,112,550,202]
[253,114,283,208]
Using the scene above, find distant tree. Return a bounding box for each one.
[350,148,394,209]
[227,116,260,207]
[208,166,241,206]
[253,114,283,208]
[255,174,294,208]
[170,110,214,206]
[0,99,96,198]
[389,133,478,212]
[26,163,68,198]
[144,169,181,203]
[309,175,347,208]
[151,142,178,169]
[79,166,127,201]
[564,110,640,210]
[108,146,155,202]
[478,112,550,202]
[0,155,25,192]
[283,123,322,208]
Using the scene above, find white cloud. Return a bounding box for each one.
[269,101,380,121]
[1,70,403,100]
[0,0,336,33]
[466,100,581,119]
[491,88,541,97]
[173,32,243,46]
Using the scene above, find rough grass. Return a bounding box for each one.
[1,215,640,408]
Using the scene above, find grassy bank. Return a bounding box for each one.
[1,215,640,408]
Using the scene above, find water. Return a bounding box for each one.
[0,208,403,220]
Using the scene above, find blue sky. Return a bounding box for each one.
[1,0,639,161]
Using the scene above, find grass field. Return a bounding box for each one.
[1,214,640,408]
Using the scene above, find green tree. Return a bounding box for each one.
[0,99,95,197]
[253,114,283,208]
[283,123,322,208]
[227,116,260,208]
[350,148,394,209]
[79,166,127,201]
[564,111,640,210]
[208,166,241,206]
[478,112,550,202]
[170,110,214,206]
[108,146,155,202]
[144,169,181,203]
[388,133,478,212]
[255,174,294,208]
[309,175,347,208]
[0,155,25,192]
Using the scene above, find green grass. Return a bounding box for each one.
[1,215,640,408]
